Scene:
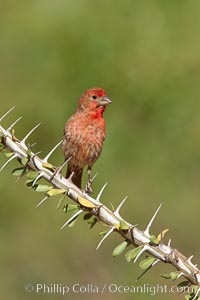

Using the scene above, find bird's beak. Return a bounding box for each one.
[98,95,112,106]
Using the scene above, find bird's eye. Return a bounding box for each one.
[92,95,97,100]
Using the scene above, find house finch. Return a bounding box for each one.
[62,87,111,193]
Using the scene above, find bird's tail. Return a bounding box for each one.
[66,166,83,189]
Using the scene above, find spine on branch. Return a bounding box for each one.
[0,107,199,300]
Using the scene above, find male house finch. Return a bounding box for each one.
[62,87,111,192]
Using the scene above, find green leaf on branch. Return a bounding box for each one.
[42,162,55,171]
[119,220,129,230]
[12,167,26,176]
[4,151,13,158]
[57,194,66,209]
[99,229,110,238]
[27,148,32,157]
[168,271,179,281]
[185,292,200,300]
[0,143,4,152]
[34,184,53,192]
[66,204,79,212]
[47,189,66,197]
[25,179,34,187]
[125,246,143,262]
[21,157,29,166]
[177,281,190,287]
[139,257,156,270]
[63,204,79,213]
[63,204,68,213]
[113,240,128,257]
[27,171,39,180]
[161,271,179,281]
[149,235,159,245]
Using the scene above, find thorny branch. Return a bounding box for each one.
[0,107,200,299]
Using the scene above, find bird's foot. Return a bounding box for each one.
[84,179,93,194]
[84,173,98,195]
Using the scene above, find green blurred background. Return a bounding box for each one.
[1,1,200,299]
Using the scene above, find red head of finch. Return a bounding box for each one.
[62,87,111,191]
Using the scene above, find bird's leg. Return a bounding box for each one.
[84,166,93,194]
[68,171,75,182]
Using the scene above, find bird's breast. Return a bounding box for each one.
[63,114,106,169]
